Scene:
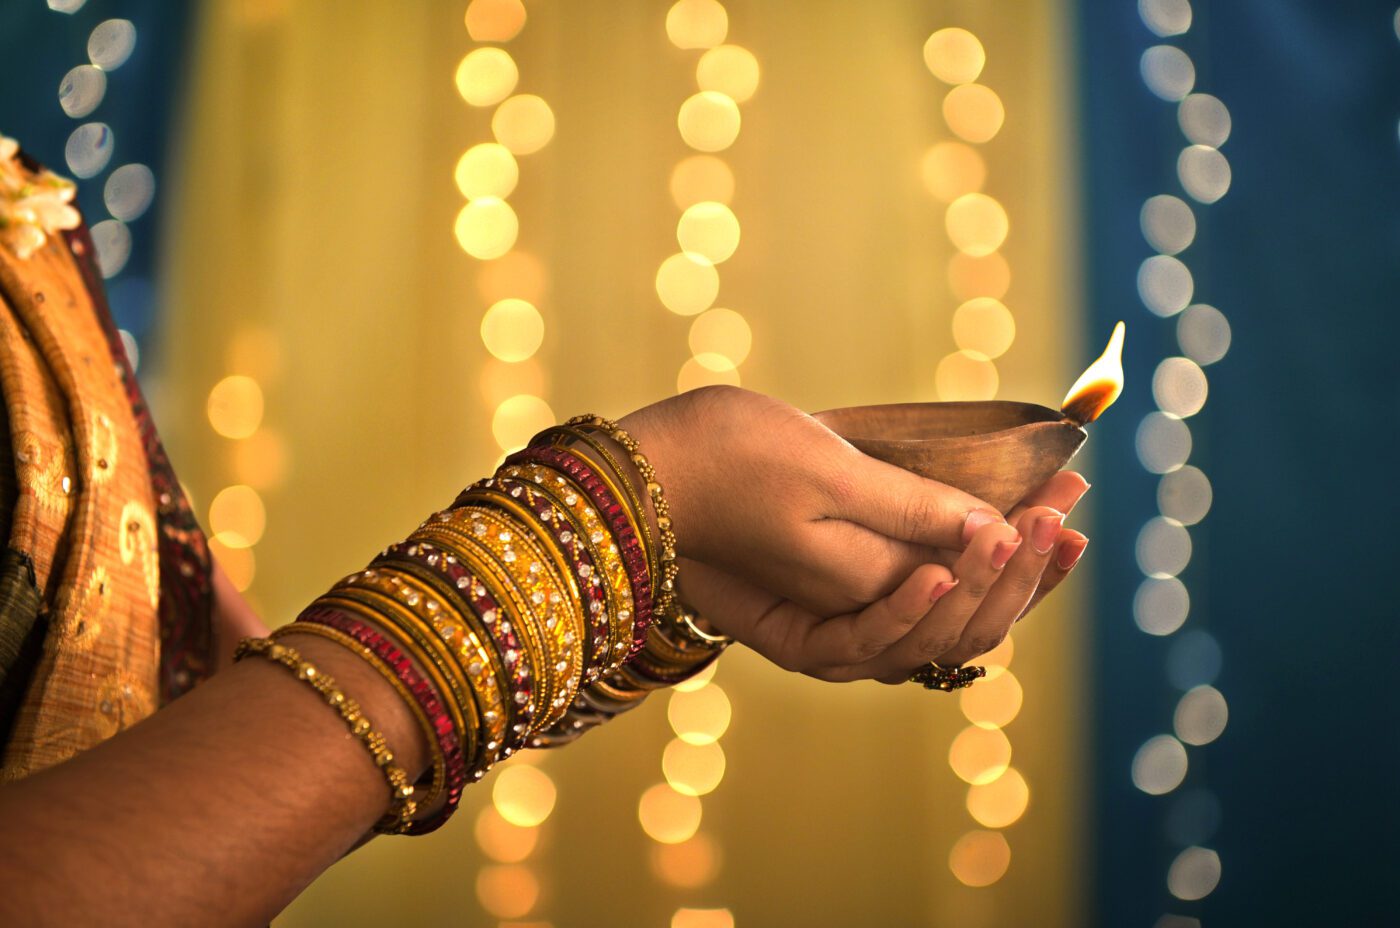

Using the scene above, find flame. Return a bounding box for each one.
[1060,321,1126,425]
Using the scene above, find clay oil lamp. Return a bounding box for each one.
[816,322,1126,514]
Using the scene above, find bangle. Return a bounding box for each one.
[283,610,471,834]
[565,415,681,626]
[234,637,417,832]
[496,462,637,678]
[270,621,448,826]
[505,444,654,657]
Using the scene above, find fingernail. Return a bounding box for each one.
[929,579,959,605]
[1032,511,1064,554]
[1057,537,1089,570]
[962,509,1002,545]
[991,538,1021,570]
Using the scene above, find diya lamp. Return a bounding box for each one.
[816,322,1126,514]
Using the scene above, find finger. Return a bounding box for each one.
[1019,530,1089,621]
[854,520,1023,681]
[1006,471,1090,524]
[937,506,1063,666]
[801,563,956,676]
[826,450,1005,550]
[803,519,940,611]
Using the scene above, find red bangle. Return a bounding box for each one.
[295,605,469,834]
[499,444,654,657]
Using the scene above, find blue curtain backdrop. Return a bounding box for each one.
[0,0,192,367]
[1076,1,1400,924]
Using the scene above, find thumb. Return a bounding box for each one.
[830,451,1005,549]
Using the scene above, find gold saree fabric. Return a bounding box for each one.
[0,228,161,780]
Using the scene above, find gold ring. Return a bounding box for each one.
[909,662,986,692]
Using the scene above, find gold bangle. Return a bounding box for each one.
[466,476,615,685]
[270,622,446,825]
[545,426,659,581]
[321,583,493,774]
[337,569,510,767]
[454,506,585,727]
[234,637,417,832]
[410,520,550,731]
[566,415,681,621]
[497,461,636,676]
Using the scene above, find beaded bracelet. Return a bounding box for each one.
[269,621,448,825]
[293,606,471,834]
[234,637,417,832]
[565,414,681,623]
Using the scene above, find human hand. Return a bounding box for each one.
[619,386,1005,617]
[671,470,1089,683]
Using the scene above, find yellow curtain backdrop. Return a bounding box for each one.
[156,1,1087,925]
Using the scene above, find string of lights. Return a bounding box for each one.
[453,1,561,922]
[922,24,1028,891]
[1127,2,1233,923]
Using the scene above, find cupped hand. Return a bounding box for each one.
[673,469,1090,683]
[621,386,1005,616]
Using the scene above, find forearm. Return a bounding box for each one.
[0,635,428,928]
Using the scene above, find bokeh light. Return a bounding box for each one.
[1140,194,1195,255]
[651,833,722,889]
[1153,357,1208,417]
[104,163,156,223]
[943,84,1005,144]
[1137,255,1193,316]
[639,783,703,844]
[656,252,720,315]
[65,122,112,178]
[696,45,760,102]
[1176,303,1231,365]
[920,141,986,203]
[672,660,718,693]
[966,767,1030,828]
[208,485,266,548]
[455,143,519,200]
[207,375,265,439]
[492,764,558,827]
[935,350,999,401]
[1140,45,1195,102]
[1178,93,1231,148]
[923,28,986,85]
[475,805,540,863]
[662,738,726,796]
[678,91,741,152]
[947,251,1010,301]
[493,94,556,155]
[1135,411,1192,474]
[465,0,527,42]
[1177,145,1231,203]
[481,298,546,362]
[670,155,735,208]
[952,297,1015,359]
[1136,516,1193,578]
[476,864,540,919]
[492,394,555,452]
[672,909,734,928]
[1167,847,1221,901]
[948,830,1012,887]
[1132,734,1188,795]
[668,683,731,744]
[666,0,728,50]
[960,668,1023,729]
[91,219,131,278]
[88,19,136,70]
[1133,577,1191,636]
[677,201,741,263]
[1139,0,1192,37]
[949,725,1012,785]
[1174,685,1228,746]
[58,64,105,118]
[1158,463,1213,527]
[455,196,519,259]
[945,192,1009,256]
[688,308,752,367]
[455,47,519,107]
[1167,630,1223,690]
